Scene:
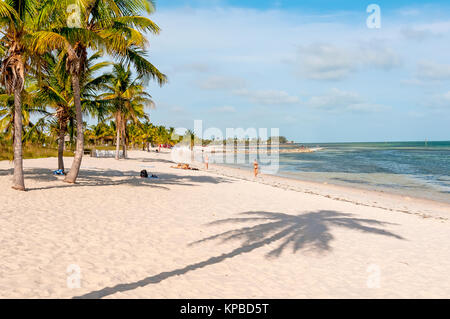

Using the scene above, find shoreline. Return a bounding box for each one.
[1,150,450,298]
[188,159,450,221]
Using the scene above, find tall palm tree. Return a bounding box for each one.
[34,51,111,171]
[0,0,38,190]
[33,0,166,183]
[130,121,159,151]
[100,64,153,159]
[85,121,115,146]
[186,129,196,151]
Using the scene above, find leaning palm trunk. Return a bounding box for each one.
[12,85,25,190]
[64,74,83,183]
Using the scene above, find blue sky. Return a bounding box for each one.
[141,0,450,142]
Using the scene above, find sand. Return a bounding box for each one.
[0,150,449,298]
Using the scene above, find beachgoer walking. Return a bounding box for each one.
[205,155,209,170]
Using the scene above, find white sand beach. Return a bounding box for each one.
[0,151,449,298]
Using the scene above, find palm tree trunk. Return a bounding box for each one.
[11,86,25,191]
[64,74,84,183]
[115,115,121,160]
[115,129,121,160]
[69,118,74,145]
[58,120,67,171]
[121,121,127,159]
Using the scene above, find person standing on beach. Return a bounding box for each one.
[253,159,259,177]
[205,155,209,170]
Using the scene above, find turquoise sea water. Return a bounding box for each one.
[216,141,450,203]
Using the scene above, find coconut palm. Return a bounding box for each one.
[33,0,166,183]
[99,64,153,159]
[85,121,116,146]
[185,129,196,151]
[0,0,41,190]
[34,51,111,171]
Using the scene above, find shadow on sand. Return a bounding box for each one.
[74,210,404,299]
[0,168,12,176]
[8,167,233,191]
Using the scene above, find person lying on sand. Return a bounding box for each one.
[171,163,199,171]
[171,163,190,169]
[140,170,158,179]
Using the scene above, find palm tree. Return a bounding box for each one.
[0,0,39,190]
[85,121,115,146]
[34,51,111,171]
[33,52,72,171]
[33,0,166,183]
[99,64,154,160]
[167,127,176,146]
[186,129,196,151]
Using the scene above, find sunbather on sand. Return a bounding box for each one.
[171,163,190,169]
[170,163,199,171]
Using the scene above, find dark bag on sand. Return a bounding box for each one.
[140,170,148,178]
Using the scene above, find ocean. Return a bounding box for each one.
[212,141,450,203]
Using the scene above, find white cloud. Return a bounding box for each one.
[296,44,355,80]
[304,88,385,112]
[416,61,450,80]
[158,102,187,113]
[401,78,432,87]
[209,105,236,113]
[199,75,246,90]
[397,8,421,17]
[173,63,212,74]
[361,46,401,71]
[294,43,401,81]
[429,91,450,109]
[441,91,450,101]
[233,88,300,105]
[401,27,438,41]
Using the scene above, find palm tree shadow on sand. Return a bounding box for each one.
[74,210,404,299]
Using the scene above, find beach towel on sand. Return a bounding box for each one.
[53,169,65,175]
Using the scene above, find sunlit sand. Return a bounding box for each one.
[0,151,449,298]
